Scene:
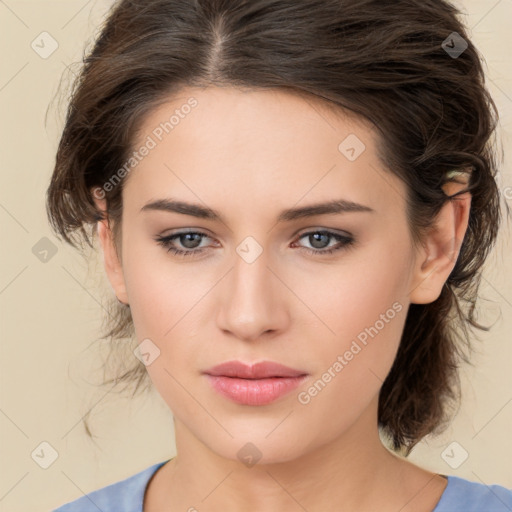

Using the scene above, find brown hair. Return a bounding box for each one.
[46,0,508,455]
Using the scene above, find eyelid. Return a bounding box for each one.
[295,226,353,238]
[159,227,352,243]
[155,227,355,259]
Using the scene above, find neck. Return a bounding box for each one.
[149,396,443,512]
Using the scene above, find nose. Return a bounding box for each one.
[216,245,290,342]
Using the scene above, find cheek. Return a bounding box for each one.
[122,255,204,415]
[121,238,208,336]
[305,246,408,328]
[120,242,209,395]
[296,243,411,384]
[292,257,409,435]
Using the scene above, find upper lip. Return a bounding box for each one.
[204,360,308,379]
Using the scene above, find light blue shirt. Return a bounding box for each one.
[53,459,512,511]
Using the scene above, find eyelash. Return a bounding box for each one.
[154,230,355,258]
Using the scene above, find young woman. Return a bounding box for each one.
[47,0,512,510]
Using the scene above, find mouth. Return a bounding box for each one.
[203,360,309,405]
[203,360,308,379]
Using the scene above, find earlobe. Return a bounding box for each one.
[91,187,129,305]
[409,191,471,305]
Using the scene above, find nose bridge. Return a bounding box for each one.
[230,237,275,315]
[232,238,270,300]
[217,236,288,340]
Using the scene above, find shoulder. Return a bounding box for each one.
[52,460,168,512]
[434,475,512,512]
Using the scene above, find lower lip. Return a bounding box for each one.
[205,374,309,406]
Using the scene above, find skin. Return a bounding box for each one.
[92,86,471,512]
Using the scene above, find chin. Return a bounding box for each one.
[199,433,309,468]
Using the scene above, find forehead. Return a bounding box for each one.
[124,86,406,222]
[133,85,369,151]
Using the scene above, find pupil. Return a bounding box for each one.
[311,233,328,249]
[182,233,201,248]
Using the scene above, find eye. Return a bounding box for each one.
[154,229,355,258]
[154,230,213,257]
[292,230,355,256]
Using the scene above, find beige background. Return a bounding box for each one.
[1,1,511,511]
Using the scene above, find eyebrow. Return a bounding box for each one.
[140,197,375,223]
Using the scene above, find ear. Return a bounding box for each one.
[90,187,129,305]
[409,185,471,305]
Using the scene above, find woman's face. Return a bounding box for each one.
[102,86,427,463]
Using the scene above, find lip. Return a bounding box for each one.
[204,360,307,379]
[203,360,309,406]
